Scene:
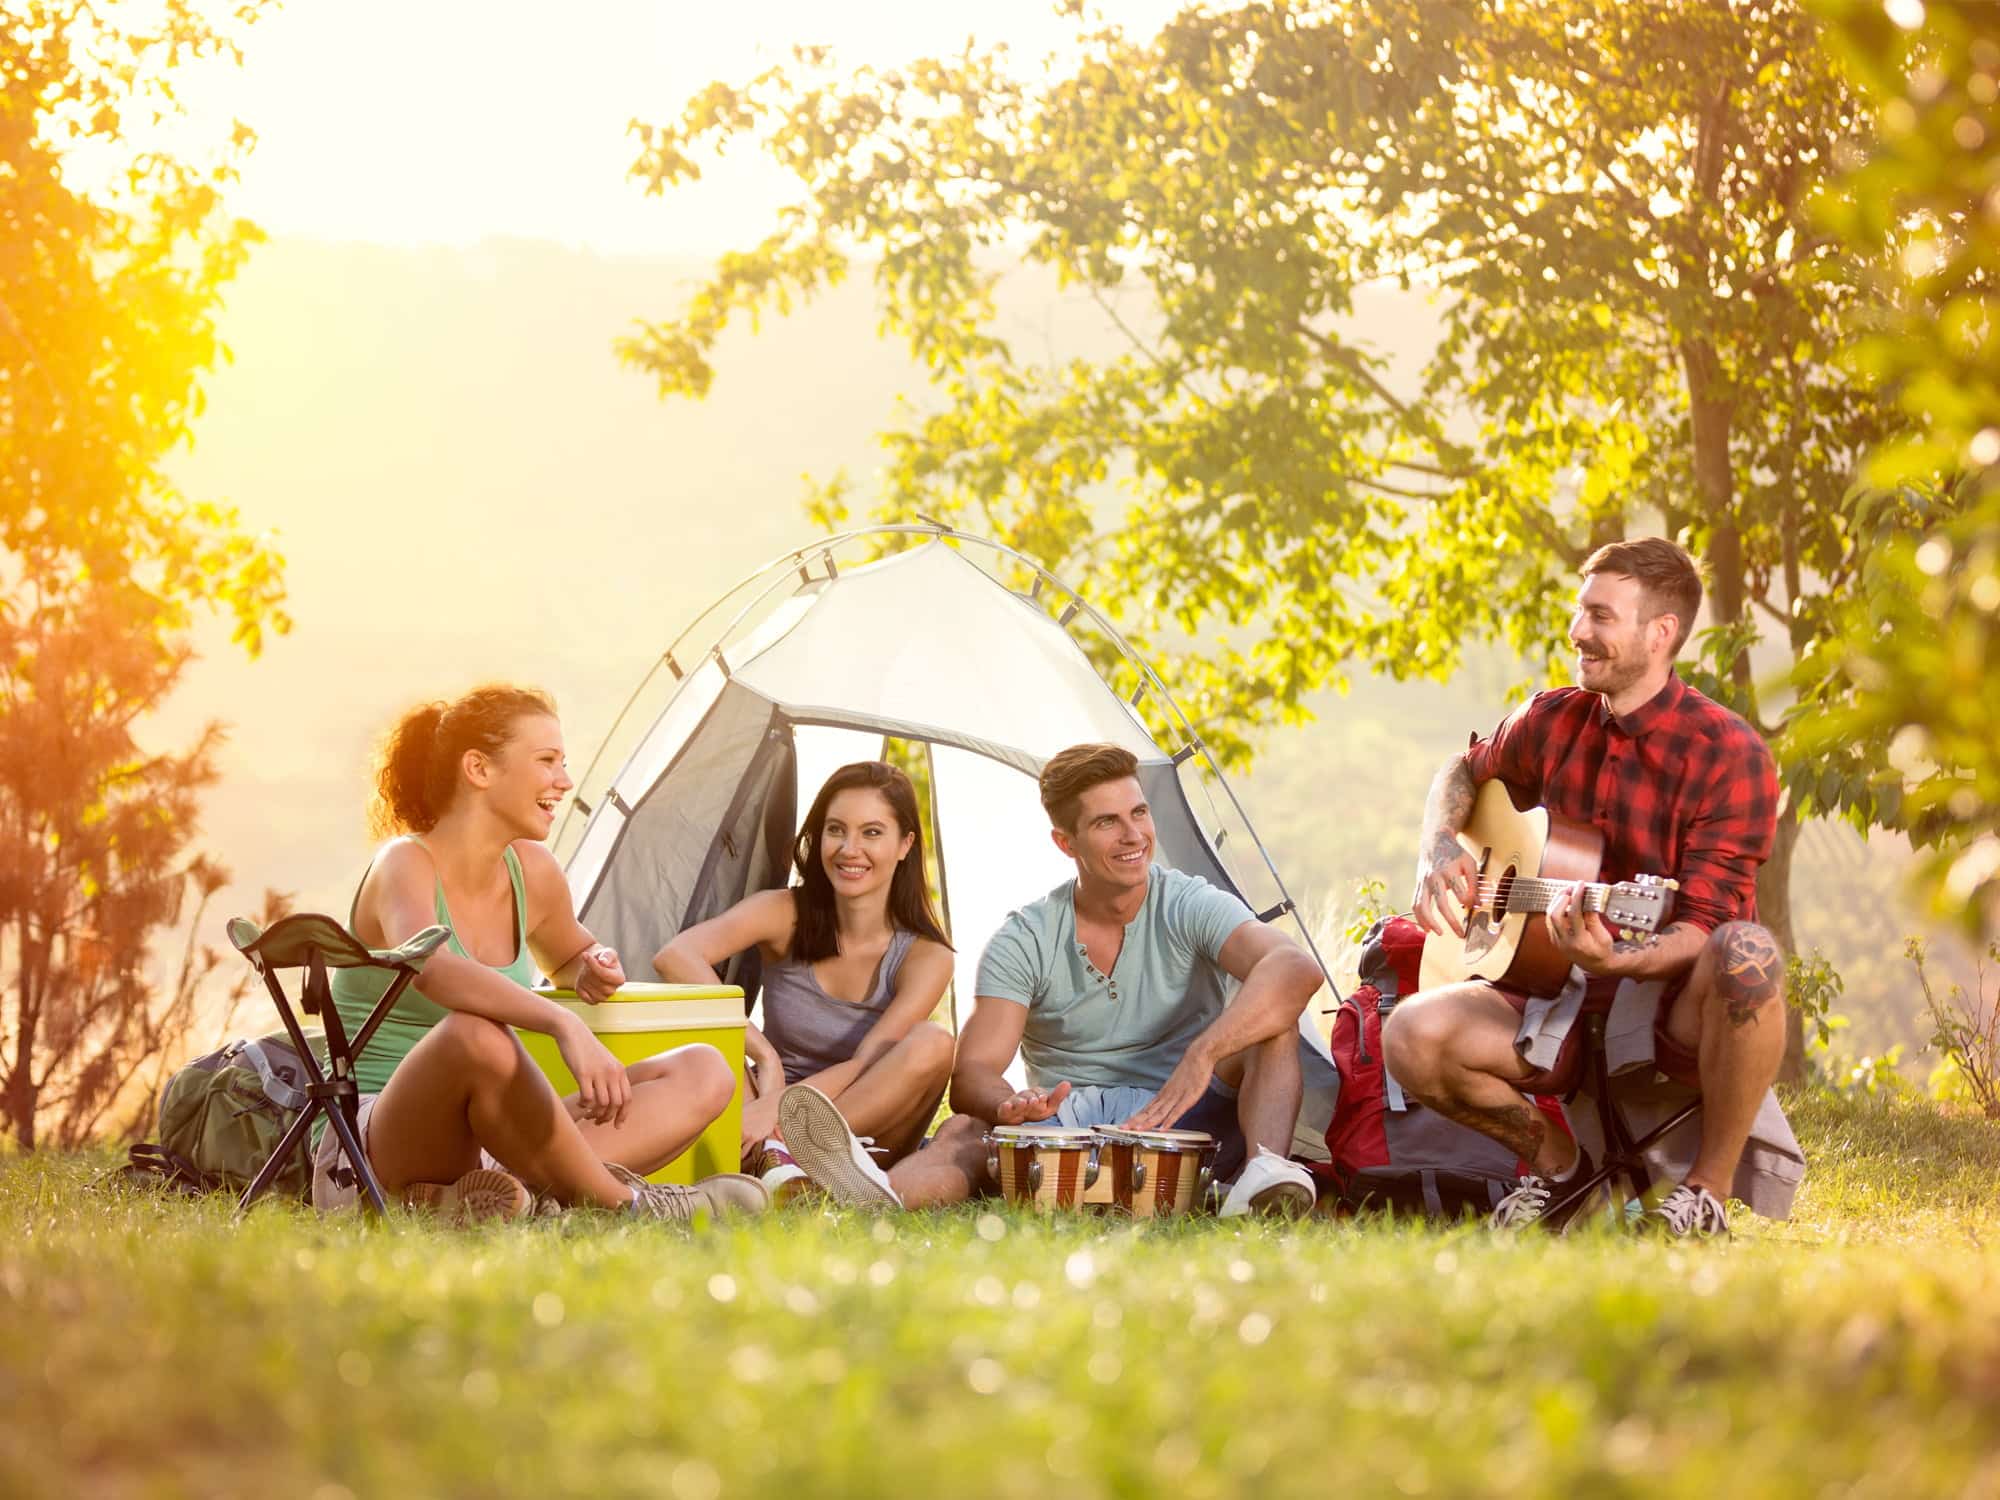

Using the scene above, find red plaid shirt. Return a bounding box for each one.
[1464,674,1778,942]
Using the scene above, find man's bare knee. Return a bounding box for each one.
[1380,995,1454,1092]
[926,1113,991,1170]
[1709,921,1785,1028]
[930,1112,984,1147]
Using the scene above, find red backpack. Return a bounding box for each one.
[1314,915,1570,1218]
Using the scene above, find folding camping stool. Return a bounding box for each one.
[225,913,451,1218]
[1541,1010,1703,1229]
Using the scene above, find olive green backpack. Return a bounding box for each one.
[125,1034,318,1199]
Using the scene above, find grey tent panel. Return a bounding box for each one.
[1138,761,1233,894]
[580,679,780,969]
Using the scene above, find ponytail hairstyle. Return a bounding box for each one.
[370,685,558,838]
[790,760,952,963]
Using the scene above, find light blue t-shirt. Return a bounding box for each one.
[974,864,1254,1092]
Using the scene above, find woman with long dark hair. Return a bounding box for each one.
[653,760,955,1207]
[311,684,769,1223]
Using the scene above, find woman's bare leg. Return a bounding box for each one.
[565,1044,737,1175]
[364,1012,634,1208]
[817,1023,954,1159]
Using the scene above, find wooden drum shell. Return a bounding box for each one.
[984,1126,1110,1211]
[1099,1128,1218,1218]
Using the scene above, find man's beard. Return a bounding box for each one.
[1580,649,1648,699]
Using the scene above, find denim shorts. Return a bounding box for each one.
[1051,1081,1246,1182]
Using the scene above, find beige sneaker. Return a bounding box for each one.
[776,1084,901,1208]
[401,1168,531,1226]
[607,1162,771,1221]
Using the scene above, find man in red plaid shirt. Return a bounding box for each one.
[1382,538,1787,1238]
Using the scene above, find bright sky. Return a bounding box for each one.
[169,0,1186,253]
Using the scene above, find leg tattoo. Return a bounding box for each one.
[1718,924,1783,1030]
[1428,1094,1546,1163]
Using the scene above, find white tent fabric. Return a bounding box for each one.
[559,536,1336,1124]
[727,545,1162,771]
[928,741,1079,1013]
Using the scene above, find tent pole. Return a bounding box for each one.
[923,738,958,1036]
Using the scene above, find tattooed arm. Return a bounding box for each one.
[1411,754,1481,939]
[1601,919,1708,979]
[1545,872,1712,979]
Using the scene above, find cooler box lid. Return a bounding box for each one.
[533,982,746,1034]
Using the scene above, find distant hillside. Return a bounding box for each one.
[157,235,1952,1060]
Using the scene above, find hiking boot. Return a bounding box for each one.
[776,1084,901,1208]
[1218,1146,1316,1218]
[608,1162,771,1221]
[401,1168,531,1226]
[1642,1183,1730,1239]
[1489,1147,1595,1231]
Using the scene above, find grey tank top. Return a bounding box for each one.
[762,927,918,1085]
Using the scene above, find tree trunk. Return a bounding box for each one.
[1756,801,1806,1082]
[5,920,44,1151]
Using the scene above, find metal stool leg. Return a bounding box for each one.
[236,1104,323,1216]
[225,913,452,1222]
[1544,1012,1703,1228]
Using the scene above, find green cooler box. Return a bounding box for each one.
[519,983,746,1184]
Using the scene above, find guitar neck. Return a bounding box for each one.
[1496,877,1615,916]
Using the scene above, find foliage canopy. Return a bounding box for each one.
[1,1,289,1145]
[627,1,1929,1011]
[1811,0,2000,936]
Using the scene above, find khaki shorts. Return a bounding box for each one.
[310,1092,501,1211]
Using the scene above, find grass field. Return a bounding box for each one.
[5,1090,1999,1500]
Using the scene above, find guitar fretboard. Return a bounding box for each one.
[1473,876,1612,915]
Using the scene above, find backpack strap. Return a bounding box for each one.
[233,1038,309,1114]
[115,1143,220,1196]
[1383,1046,1409,1114]
[1420,1169,1443,1218]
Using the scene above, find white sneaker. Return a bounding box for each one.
[1218,1146,1316,1218]
[776,1084,902,1208]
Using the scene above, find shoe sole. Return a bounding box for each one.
[777,1087,899,1208]
[1217,1172,1317,1219]
[403,1168,530,1226]
[1245,1179,1314,1217]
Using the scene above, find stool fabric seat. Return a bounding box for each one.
[227,913,449,975]
[225,912,452,1217]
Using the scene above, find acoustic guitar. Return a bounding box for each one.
[1417,780,1680,996]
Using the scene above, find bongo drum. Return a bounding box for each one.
[1099,1126,1218,1218]
[984,1125,1107,1211]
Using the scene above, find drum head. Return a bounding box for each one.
[1122,1127,1215,1148]
[987,1124,1097,1144]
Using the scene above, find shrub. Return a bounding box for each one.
[1908,937,2000,1119]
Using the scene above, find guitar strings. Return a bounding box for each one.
[1467,876,1609,911]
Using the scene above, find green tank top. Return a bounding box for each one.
[312,840,537,1146]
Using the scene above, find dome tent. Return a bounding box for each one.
[553,526,1339,1106]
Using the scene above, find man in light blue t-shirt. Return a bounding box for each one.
[880,742,1324,1214]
